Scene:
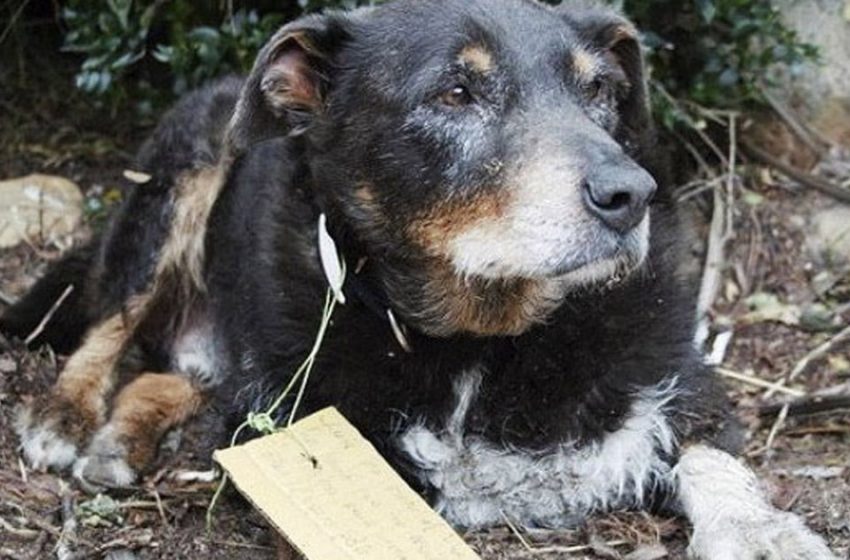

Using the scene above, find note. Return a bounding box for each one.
[214,407,481,560]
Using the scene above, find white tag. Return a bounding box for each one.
[317,213,346,304]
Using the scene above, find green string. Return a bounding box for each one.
[206,264,345,531]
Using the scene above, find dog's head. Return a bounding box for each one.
[228,0,658,337]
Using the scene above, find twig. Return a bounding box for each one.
[17,457,27,484]
[0,547,28,560]
[763,324,850,399]
[151,488,169,528]
[520,540,631,556]
[24,284,73,346]
[92,531,154,555]
[55,486,77,560]
[716,367,805,398]
[760,87,829,158]
[0,515,39,539]
[671,128,714,178]
[764,403,789,452]
[694,114,738,347]
[501,511,629,556]
[761,396,850,418]
[211,540,276,552]
[653,82,729,166]
[695,187,729,343]
[501,511,535,552]
[170,469,218,483]
[742,141,850,204]
[676,176,725,203]
[0,0,32,46]
[0,489,81,545]
[760,384,850,418]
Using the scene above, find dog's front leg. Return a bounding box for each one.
[675,444,836,560]
[15,311,134,470]
[73,372,204,490]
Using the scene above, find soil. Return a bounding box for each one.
[1,53,848,560]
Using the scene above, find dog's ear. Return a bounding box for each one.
[568,7,652,149]
[226,14,353,155]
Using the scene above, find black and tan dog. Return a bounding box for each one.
[1,1,836,558]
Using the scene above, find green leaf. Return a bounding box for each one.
[152,45,174,63]
[107,0,132,30]
[695,0,716,23]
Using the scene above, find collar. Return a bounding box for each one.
[347,257,413,353]
[319,213,413,353]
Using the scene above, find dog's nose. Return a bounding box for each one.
[582,164,657,233]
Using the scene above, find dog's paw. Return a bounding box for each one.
[688,510,836,560]
[72,424,137,492]
[14,400,82,470]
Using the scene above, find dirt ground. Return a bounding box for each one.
[1,55,849,560]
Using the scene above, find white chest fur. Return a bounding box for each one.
[399,371,679,528]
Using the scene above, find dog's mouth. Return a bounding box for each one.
[445,210,651,287]
[383,214,651,338]
[545,215,650,286]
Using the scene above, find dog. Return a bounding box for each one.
[0,1,837,558]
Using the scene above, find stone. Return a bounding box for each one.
[0,174,83,248]
[807,205,850,267]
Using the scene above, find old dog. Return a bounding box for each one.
[1,1,835,558]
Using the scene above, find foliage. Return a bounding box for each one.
[58,0,816,121]
[620,0,818,116]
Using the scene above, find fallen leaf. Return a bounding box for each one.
[742,292,801,326]
[799,303,838,332]
[77,493,124,528]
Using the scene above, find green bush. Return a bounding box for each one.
[621,0,817,122]
[60,0,816,122]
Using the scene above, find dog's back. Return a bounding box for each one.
[0,77,243,353]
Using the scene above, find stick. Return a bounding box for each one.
[760,387,850,418]
[55,487,78,560]
[0,515,39,539]
[763,324,850,399]
[694,115,738,347]
[0,489,82,545]
[501,511,629,557]
[764,403,789,451]
[716,367,805,397]
[759,395,850,416]
[0,0,33,46]
[23,284,73,346]
[742,141,850,204]
[760,87,829,158]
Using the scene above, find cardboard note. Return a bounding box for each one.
[214,407,481,560]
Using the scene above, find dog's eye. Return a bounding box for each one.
[440,85,474,107]
[586,78,607,101]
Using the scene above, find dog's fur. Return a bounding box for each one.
[0,1,836,558]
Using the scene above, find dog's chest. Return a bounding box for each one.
[397,371,678,529]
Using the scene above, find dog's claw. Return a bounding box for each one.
[14,401,80,470]
[72,455,136,493]
[72,423,138,492]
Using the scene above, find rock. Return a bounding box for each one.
[807,205,850,267]
[0,174,83,249]
[773,0,850,147]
